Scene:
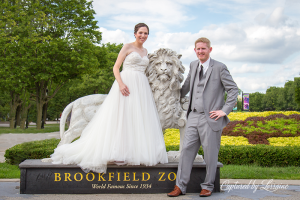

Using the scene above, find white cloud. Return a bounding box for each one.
[267,7,288,27]
[234,55,300,93]
[231,64,265,75]
[99,27,131,45]
[234,77,269,92]
[148,11,300,64]
[93,0,197,32]
[94,1,300,93]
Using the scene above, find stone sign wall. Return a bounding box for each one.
[20,160,222,194]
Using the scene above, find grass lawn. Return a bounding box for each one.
[0,163,20,179]
[221,165,300,180]
[1,163,299,179]
[0,124,62,134]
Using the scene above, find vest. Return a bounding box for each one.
[191,66,206,113]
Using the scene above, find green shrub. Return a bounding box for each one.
[218,145,300,167]
[5,139,300,167]
[5,138,60,165]
[165,145,179,152]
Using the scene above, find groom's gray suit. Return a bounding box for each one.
[176,58,238,193]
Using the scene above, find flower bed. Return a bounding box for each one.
[268,136,300,146]
[165,129,252,146]
[223,114,300,145]
[228,111,300,121]
[164,129,300,146]
[221,136,251,146]
[164,128,180,146]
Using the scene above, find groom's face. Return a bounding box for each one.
[194,42,212,63]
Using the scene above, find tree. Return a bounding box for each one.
[263,87,280,110]
[275,87,286,110]
[0,0,34,128]
[0,90,10,121]
[69,43,123,94]
[249,92,265,111]
[30,0,102,129]
[46,80,87,121]
[295,77,300,107]
[47,43,123,119]
[284,80,298,110]
[0,0,102,129]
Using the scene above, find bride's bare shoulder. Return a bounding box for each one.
[122,43,135,55]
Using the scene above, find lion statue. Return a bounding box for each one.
[147,48,186,130]
[147,48,203,162]
[57,94,107,146]
[42,48,203,163]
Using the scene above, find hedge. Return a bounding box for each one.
[5,138,300,167]
[4,138,59,165]
[218,145,300,167]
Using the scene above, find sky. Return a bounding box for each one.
[92,0,300,93]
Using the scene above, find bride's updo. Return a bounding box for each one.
[134,23,149,35]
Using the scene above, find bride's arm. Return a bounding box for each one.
[113,44,131,96]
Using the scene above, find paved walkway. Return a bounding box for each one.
[0,132,60,162]
[0,121,60,128]
[1,180,300,200]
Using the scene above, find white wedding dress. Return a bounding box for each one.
[51,51,168,173]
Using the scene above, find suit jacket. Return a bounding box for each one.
[181,58,238,131]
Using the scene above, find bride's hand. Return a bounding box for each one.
[119,83,130,96]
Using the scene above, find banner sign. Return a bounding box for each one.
[243,93,249,110]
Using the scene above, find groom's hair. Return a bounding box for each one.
[195,37,211,48]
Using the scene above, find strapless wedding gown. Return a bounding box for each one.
[51,52,168,173]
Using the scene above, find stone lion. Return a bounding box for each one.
[146,48,203,162]
[58,94,107,147]
[147,48,187,130]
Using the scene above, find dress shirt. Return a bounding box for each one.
[198,57,210,75]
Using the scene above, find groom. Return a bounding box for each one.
[168,37,238,197]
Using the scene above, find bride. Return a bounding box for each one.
[51,23,168,173]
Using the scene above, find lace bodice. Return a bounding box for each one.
[122,52,149,73]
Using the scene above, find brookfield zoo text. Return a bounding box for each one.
[54,171,177,189]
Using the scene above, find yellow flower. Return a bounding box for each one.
[221,136,252,146]
[268,136,300,146]
[164,127,300,147]
[164,128,180,146]
[228,111,300,121]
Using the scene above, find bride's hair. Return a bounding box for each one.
[134,23,149,35]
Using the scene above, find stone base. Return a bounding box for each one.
[19,159,223,194]
[167,151,204,162]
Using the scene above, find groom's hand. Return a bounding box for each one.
[209,110,226,121]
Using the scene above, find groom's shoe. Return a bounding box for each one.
[167,185,184,197]
[199,189,212,197]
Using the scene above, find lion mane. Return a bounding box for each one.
[146,48,185,130]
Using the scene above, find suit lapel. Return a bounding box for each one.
[190,60,199,91]
[203,59,214,89]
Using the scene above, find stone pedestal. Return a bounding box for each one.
[19,159,223,194]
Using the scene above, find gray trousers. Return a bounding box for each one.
[176,111,222,193]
